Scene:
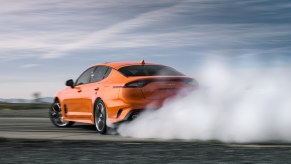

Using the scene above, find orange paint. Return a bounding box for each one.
[54,62,196,125]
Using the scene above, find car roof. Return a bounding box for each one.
[95,61,162,70]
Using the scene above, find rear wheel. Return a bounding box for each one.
[94,100,107,134]
[49,101,74,127]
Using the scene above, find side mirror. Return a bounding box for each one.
[66,79,75,88]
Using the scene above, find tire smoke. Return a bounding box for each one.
[118,60,291,143]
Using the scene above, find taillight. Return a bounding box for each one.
[112,78,199,89]
[124,80,148,88]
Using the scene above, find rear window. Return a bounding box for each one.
[118,65,184,77]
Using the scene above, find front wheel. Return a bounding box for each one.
[94,100,107,134]
[49,101,74,127]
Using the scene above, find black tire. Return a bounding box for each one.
[94,99,107,134]
[49,101,74,127]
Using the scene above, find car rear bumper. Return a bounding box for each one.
[112,109,142,125]
[104,99,162,124]
[112,108,159,126]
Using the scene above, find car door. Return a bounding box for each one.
[81,66,111,115]
[63,67,96,119]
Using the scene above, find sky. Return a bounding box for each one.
[0,0,291,99]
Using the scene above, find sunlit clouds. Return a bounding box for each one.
[0,0,291,98]
[1,0,291,60]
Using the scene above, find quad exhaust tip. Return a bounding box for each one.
[131,114,138,120]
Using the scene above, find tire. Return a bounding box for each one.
[49,101,74,127]
[94,99,107,134]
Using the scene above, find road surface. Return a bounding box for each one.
[1,109,291,163]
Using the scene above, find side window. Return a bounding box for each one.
[75,67,96,85]
[103,67,112,79]
[91,66,112,83]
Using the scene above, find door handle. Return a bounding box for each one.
[94,87,99,91]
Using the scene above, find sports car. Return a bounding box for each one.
[49,60,197,134]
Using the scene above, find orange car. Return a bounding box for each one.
[49,60,197,134]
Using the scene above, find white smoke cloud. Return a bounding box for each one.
[118,59,291,143]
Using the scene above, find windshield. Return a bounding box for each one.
[118,65,184,77]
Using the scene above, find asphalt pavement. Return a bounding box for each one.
[1,109,291,163]
[0,109,160,141]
